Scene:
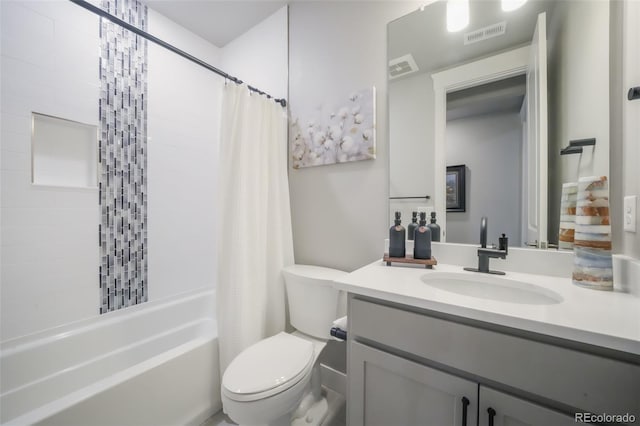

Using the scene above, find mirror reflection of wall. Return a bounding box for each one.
[547,0,610,248]
[389,70,435,225]
[388,0,611,248]
[445,76,526,246]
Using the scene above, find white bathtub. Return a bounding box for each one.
[0,288,221,426]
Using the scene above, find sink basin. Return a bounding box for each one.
[421,272,563,305]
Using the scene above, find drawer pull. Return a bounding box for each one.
[461,396,470,426]
[488,407,496,426]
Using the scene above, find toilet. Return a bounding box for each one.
[221,264,347,426]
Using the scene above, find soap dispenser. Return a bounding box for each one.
[427,211,441,242]
[389,211,406,258]
[414,212,432,259]
[407,211,419,241]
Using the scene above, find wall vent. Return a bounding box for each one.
[464,22,507,45]
[389,54,419,80]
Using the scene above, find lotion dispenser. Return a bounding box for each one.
[414,212,432,259]
[389,211,406,258]
[408,211,419,241]
[427,211,441,242]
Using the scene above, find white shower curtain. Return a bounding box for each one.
[217,83,295,373]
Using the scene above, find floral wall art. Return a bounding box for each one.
[290,87,376,168]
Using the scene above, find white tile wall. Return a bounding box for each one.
[0,2,56,69]
[1,1,224,340]
[1,0,285,340]
[1,1,100,341]
[146,8,222,302]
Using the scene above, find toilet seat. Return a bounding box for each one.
[222,332,315,402]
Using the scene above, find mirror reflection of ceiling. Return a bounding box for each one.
[388,0,556,78]
[447,74,526,120]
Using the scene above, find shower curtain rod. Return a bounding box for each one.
[69,0,287,107]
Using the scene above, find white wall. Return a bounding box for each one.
[1,1,100,341]
[445,112,523,246]
[146,9,223,302]
[547,0,610,244]
[288,1,422,272]
[221,6,288,101]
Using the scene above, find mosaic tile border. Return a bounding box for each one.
[99,0,148,313]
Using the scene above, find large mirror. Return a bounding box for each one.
[388,0,611,248]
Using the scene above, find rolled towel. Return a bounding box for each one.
[332,316,347,329]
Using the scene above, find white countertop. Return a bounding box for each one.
[333,261,640,355]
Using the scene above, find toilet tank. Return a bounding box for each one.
[282,265,348,339]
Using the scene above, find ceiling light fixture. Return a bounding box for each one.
[502,0,528,12]
[447,0,470,32]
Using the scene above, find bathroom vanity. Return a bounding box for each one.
[333,262,640,426]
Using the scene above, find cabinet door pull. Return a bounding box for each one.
[487,407,496,426]
[461,396,470,426]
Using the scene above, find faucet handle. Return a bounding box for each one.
[480,217,488,248]
[499,233,508,253]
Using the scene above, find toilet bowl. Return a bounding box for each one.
[221,265,347,426]
[221,332,324,425]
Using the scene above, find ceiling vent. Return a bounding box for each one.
[464,22,507,45]
[388,54,419,80]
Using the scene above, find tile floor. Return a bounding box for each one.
[201,411,235,426]
[200,387,346,426]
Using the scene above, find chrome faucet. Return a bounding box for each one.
[464,217,508,275]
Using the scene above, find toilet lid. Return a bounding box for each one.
[223,332,314,399]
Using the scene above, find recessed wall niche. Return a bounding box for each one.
[31,112,98,188]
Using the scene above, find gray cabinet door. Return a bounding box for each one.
[478,386,576,426]
[348,341,478,426]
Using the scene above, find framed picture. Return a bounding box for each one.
[289,87,376,169]
[446,165,466,212]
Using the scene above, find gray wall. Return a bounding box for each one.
[547,0,610,246]
[617,0,640,259]
[288,1,421,273]
[445,111,523,246]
